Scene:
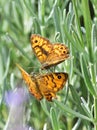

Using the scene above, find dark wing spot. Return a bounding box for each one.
[60,46,67,54]
[34,40,38,43]
[60,47,64,49]
[57,75,61,79]
[63,50,66,53]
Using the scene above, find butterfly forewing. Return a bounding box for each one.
[16,64,43,100]
[30,34,52,63]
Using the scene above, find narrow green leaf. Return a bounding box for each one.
[40,100,50,117]
[90,24,97,84]
[82,0,93,62]
[81,97,93,118]
[50,107,59,130]
[54,100,93,122]
[94,97,97,129]
[80,53,97,97]
[70,84,85,113]
[2,51,10,81]
[72,0,84,46]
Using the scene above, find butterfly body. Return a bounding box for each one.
[30,34,69,69]
[17,64,68,101]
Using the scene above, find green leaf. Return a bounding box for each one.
[50,107,59,130]
[80,53,97,97]
[54,100,93,122]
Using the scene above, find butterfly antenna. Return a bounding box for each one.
[28,66,39,69]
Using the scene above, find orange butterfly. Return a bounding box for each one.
[30,34,69,69]
[16,64,68,101]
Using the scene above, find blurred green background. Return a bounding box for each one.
[0,0,97,130]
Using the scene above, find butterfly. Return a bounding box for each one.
[30,34,69,69]
[16,64,68,101]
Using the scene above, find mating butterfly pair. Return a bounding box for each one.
[17,34,69,101]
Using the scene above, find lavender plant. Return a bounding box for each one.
[0,0,97,130]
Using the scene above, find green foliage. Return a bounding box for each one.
[0,0,97,130]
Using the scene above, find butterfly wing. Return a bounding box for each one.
[16,64,43,100]
[30,34,69,69]
[30,34,52,63]
[37,72,68,101]
[42,43,69,69]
